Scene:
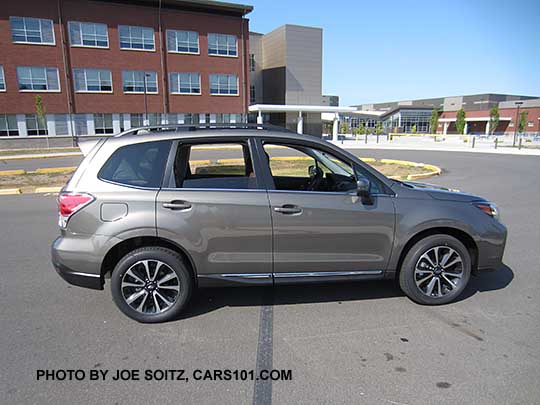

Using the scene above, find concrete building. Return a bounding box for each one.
[0,0,252,137]
[346,94,540,135]
[249,24,333,135]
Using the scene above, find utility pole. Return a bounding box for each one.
[143,73,150,126]
[513,101,523,147]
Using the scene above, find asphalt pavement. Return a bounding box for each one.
[0,149,539,404]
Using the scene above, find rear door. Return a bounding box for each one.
[258,140,395,282]
[156,138,273,286]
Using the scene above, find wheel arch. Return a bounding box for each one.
[100,236,197,284]
[395,227,478,279]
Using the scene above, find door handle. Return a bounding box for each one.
[163,200,192,211]
[274,205,302,215]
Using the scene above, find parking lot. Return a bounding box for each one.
[1,149,539,404]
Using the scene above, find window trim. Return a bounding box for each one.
[209,73,239,96]
[68,21,109,49]
[73,68,113,93]
[122,70,158,94]
[207,33,238,58]
[166,29,200,55]
[17,66,61,93]
[169,72,202,95]
[118,25,155,52]
[10,16,56,46]
[0,66,5,92]
[93,113,114,134]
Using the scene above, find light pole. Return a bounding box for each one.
[143,72,150,126]
[513,101,523,147]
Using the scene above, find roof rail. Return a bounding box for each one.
[114,123,295,137]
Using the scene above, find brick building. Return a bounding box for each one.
[0,0,252,137]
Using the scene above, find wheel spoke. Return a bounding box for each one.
[416,274,433,286]
[122,282,144,288]
[126,289,146,304]
[155,291,173,307]
[433,246,440,265]
[159,284,180,291]
[420,252,436,268]
[440,250,454,267]
[152,261,163,281]
[153,292,162,313]
[441,274,456,290]
[425,277,437,296]
[157,272,177,285]
[142,260,152,281]
[136,291,149,311]
[442,257,462,269]
[435,278,442,296]
[126,269,145,284]
[443,271,462,279]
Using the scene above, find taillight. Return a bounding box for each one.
[58,192,94,228]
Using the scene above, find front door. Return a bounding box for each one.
[156,139,273,286]
[260,141,395,283]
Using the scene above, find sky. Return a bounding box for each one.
[247,0,540,106]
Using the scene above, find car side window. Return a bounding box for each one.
[99,140,171,188]
[263,143,357,193]
[171,142,259,189]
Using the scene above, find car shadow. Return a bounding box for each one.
[175,264,514,320]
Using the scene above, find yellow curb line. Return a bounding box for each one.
[0,188,22,195]
[189,160,211,165]
[360,157,376,163]
[0,169,26,176]
[34,166,77,174]
[34,186,62,193]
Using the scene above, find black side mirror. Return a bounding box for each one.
[356,178,372,204]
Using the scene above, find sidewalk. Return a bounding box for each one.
[0,152,82,160]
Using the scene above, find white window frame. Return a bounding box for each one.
[68,21,109,48]
[25,114,48,136]
[10,16,55,45]
[0,114,19,136]
[527,121,534,127]
[17,66,60,92]
[94,113,114,134]
[166,30,199,54]
[73,68,113,93]
[209,74,239,96]
[208,33,237,57]
[119,25,155,51]
[122,70,158,94]
[169,72,201,95]
[0,66,5,91]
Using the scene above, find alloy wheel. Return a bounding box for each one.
[414,246,464,298]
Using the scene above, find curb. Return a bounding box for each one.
[0,188,22,195]
[377,159,441,181]
[34,166,77,174]
[34,186,62,193]
[0,169,26,176]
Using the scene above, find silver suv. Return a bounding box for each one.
[51,125,507,323]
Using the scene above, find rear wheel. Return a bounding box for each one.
[111,247,192,323]
[399,234,471,305]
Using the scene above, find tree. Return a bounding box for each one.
[518,111,528,134]
[375,121,383,135]
[429,108,439,134]
[35,95,49,147]
[340,122,349,135]
[489,107,499,135]
[455,108,466,134]
[410,124,417,134]
[357,122,365,135]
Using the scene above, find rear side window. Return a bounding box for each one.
[99,140,171,188]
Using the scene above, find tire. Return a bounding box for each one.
[399,234,471,305]
[111,247,193,323]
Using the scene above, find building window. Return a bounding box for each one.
[528,121,534,127]
[183,113,200,125]
[17,66,60,91]
[73,68,112,92]
[169,72,201,94]
[10,16,55,45]
[509,121,514,127]
[68,21,108,48]
[122,71,157,93]
[0,66,5,91]
[208,33,237,57]
[25,114,48,135]
[54,115,70,135]
[250,85,255,104]
[210,74,238,95]
[94,113,114,134]
[74,114,88,135]
[0,115,19,136]
[167,30,199,54]
[249,54,255,71]
[119,25,154,51]
[130,113,144,127]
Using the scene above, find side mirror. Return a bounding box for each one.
[356,178,372,204]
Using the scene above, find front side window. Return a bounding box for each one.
[10,16,55,45]
[119,25,154,50]
[73,68,112,92]
[0,66,5,91]
[0,115,19,136]
[171,142,258,190]
[167,30,199,54]
[210,74,238,95]
[122,71,157,93]
[99,141,171,188]
[208,33,237,56]
[263,143,358,193]
[17,66,59,91]
[69,21,108,48]
[94,113,114,134]
[169,72,200,94]
[25,114,48,135]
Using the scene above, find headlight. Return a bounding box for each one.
[473,202,500,221]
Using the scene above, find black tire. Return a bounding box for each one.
[111,247,192,323]
[399,234,471,305]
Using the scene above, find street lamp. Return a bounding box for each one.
[513,101,524,147]
[143,72,151,126]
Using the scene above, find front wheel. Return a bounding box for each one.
[111,247,192,323]
[399,235,471,305]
